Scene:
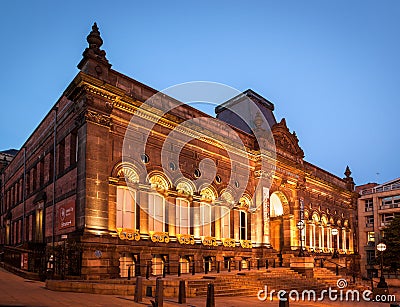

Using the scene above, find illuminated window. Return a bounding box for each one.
[221,206,230,238]
[176,198,190,234]
[116,187,136,229]
[367,231,375,245]
[149,193,165,232]
[199,203,211,237]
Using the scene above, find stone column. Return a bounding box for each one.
[342,228,347,250]
[321,226,325,250]
[308,222,313,249]
[336,230,340,250]
[348,229,353,252]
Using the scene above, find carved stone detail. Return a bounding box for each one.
[222,238,236,247]
[202,236,218,247]
[85,110,112,127]
[116,228,140,241]
[150,231,170,243]
[176,234,195,245]
[240,239,252,249]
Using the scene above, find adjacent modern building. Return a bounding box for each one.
[357,178,400,278]
[0,24,358,280]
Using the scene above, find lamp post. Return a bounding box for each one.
[331,228,339,259]
[297,220,305,257]
[376,242,388,288]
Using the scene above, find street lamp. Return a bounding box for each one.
[331,228,339,259]
[376,242,388,288]
[297,220,305,257]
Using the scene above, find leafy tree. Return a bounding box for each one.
[382,215,400,273]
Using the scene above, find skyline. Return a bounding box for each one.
[1,1,399,185]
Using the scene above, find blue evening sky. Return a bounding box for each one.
[0,1,399,186]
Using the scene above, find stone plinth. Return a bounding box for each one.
[290,257,314,278]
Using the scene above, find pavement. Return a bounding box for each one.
[0,267,399,307]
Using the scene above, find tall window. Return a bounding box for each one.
[239,211,247,240]
[116,187,136,229]
[176,198,190,234]
[199,203,211,237]
[221,206,230,238]
[149,193,165,232]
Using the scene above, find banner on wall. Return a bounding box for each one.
[263,187,270,235]
[58,201,75,230]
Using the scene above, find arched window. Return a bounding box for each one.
[270,193,284,217]
[116,187,136,229]
[176,198,190,234]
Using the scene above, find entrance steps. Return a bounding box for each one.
[313,267,371,291]
[187,268,328,297]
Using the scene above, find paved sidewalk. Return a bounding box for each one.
[0,268,398,306]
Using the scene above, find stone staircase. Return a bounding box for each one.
[187,268,328,297]
[313,267,370,291]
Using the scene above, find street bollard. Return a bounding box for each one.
[178,280,186,304]
[206,283,215,307]
[134,276,143,302]
[279,291,289,307]
[155,278,163,307]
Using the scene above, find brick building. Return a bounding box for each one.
[0,24,358,280]
[357,178,400,277]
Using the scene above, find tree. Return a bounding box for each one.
[382,215,400,273]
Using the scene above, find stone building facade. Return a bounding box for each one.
[0,24,358,280]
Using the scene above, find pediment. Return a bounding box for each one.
[272,118,304,159]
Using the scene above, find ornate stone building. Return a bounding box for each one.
[0,24,358,279]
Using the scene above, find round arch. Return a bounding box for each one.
[270,191,289,217]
